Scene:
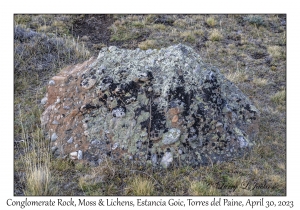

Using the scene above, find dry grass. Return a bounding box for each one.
[209,29,223,41]
[268,46,284,60]
[180,30,196,43]
[126,176,155,196]
[225,70,249,83]
[271,90,286,105]
[206,16,217,27]
[17,105,57,196]
[253,77,268,87]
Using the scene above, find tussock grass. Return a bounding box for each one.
[271,90,286,105]
[180,30,196,43]
[225,70,249,83]
[206,16,217,27]
[209,29,223,41]
[268,46,284,60]
[126,175,155,196]
[253,77,268,87]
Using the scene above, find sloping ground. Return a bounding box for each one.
[14,14,286,196]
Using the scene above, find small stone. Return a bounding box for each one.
[51,146,58,153]
[67,137,73,144]
[172,115,179,123]
[41,97,48,105]
[52,120,59,125]
[91,140,100,145]
[109,46,117,51]
[51,133,58,142]
[162,128,181,145]
[77,150,83,160]
[75,144,78,149]
[151,154,158,164]
[49,80,55,86]
[55,97,60,104]
[112,143,118,150]
[83,123,88,130]
[70,152,78,157]
[238,136,249,148]
[216,122,223,127]
[63,106,70,110]
[161,152,173,168]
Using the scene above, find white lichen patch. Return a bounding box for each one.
[162,128,181,145]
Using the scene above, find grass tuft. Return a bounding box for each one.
[126,175,155,196]
[225,70,249,83]
[180,31,196,43]
[268,46,284,60]
[253,77,268,87]
[271,90,286,105]
[209,29,223,41]
[206,17,217,27]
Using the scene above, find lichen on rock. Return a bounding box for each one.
[41,44,260,168]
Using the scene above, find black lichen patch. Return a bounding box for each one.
[149,104,166,133]
[102,76,113,84]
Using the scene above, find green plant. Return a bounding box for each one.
[243,15,265,26]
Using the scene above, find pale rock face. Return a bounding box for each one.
[41,44,260,167]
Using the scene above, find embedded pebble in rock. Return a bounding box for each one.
[78,150,83,160]
[70,151,77,160]
[67,137,73,144]
[51,146,58,153]
[41,97,48,105]
[49,80,55,86]
[41,44,260,167]
[162,128,181,145]
[161,152,173,168]
[52,120,59,125]
[51,133,58,142]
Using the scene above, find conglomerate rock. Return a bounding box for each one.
[41,44,259,168]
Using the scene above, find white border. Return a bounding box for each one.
[2,0,299,209]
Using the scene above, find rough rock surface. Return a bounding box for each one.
[41,44,259,168]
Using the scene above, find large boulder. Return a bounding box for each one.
[41,44,259,168]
